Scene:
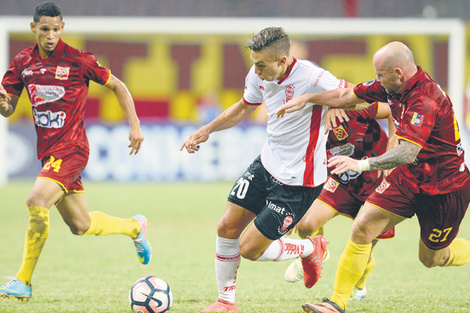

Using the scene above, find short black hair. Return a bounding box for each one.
[247,27,290,60]
[33,2,62,23]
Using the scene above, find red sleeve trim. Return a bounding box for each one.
[242,97,262,106]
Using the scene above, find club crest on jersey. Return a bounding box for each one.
[411,112,423,126]
[324,177,339,193]
[285,85,295,102]
[375,180,390,194]
[332,125,349,141]
[28,84,65,107]
[55,66,70,80]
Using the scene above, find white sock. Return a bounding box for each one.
[215,236,241,303]
[256,237,314,261]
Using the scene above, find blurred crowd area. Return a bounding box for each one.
[6,33,470,135]
[0,0,469,20]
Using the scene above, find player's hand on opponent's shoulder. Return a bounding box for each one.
[128,123,144,155]
[180,127,210,154]
[276,94,310,118]
[324,108,349,134]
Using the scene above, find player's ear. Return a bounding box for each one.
[278,56,287,66]
[30,22,36,34]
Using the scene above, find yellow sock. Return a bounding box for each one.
[355,253,375,289]
[16,206,50,287]
[330,238,372,310]
[83,211,140,238]
[443,238,470,267]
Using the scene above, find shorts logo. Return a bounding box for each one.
[324,177,339,193]
[285,85,295,102]
[28,84,66,107]
[411,112,423,126]
[375,180,390,194]
[55,66,70,80]
[332,125,349,141]
[280,215,293,232]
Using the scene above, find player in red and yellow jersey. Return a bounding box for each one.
[0,2,150,300]
[284,102,396,302]
[277,41,470,313]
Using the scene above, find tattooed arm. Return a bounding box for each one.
[328,140,421,175]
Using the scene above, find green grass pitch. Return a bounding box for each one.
[0,180,469,312]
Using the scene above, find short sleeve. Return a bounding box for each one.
[242,66,263,106]
[353,80,388,104]
[82,51,111,85]
[396,98,435,148]
[2,56,25,96]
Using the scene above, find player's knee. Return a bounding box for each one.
[419,253,443,268]
[216,218,241,238]
[68,220,90,236]
[239,243,261,261]
[297,222,316,238]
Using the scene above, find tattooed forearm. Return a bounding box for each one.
[368,140,421,171]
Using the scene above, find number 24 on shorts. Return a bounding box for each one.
[43,156,63,173]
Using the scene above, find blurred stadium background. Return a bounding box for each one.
[1,0,470,185]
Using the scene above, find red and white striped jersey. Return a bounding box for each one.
[243,58,346,187]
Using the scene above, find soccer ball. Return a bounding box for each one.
[129,276,173,313]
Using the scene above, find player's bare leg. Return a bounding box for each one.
[57,192,151,264]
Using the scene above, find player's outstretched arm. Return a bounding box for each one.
[0,85,17,118]
[180,99,257,153]
[105,75,144,155]
[276,87,363,118]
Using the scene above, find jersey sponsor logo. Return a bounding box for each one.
[21,69,34,77]
[55,66,70,80]
[411,112,423,126]
[285,84,295,102]
[33,109,66,128]
[324,176,339,193]
[280,215,293,232]
[375,180,390,194]
[332,125,349,141]
[326,143,355,159]
[28,84,66,107]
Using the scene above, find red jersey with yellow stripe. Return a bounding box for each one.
[353,67,470,195]
[2,39,111,160]
[327,102,388,200]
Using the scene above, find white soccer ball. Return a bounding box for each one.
[129,276,173,313]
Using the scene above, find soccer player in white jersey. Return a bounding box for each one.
[181,27,347,312]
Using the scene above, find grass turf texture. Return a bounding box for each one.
[0,180,469,313]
